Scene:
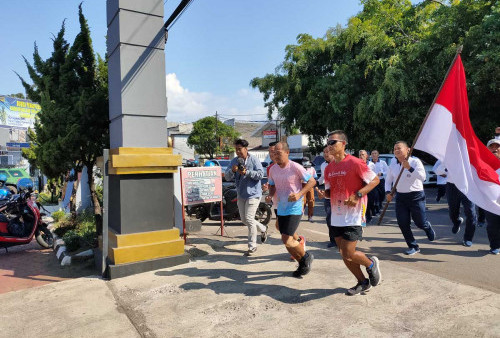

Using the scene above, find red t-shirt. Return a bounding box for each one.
[324,154,376,226]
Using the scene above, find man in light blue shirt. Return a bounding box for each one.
[225,139,267,256]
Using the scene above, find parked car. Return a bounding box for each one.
[0,167,31,193]
[373,154,436,185]
[209,159,232,181]
[312,155,325,179]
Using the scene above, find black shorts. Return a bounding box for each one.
[277,215,302,236]
[330,226,363,242]
[274,209,278,217]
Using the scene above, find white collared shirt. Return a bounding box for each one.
[432,160,448,185]
[385,156,426,193]
[318,161,330,199]
[372,159,389,179]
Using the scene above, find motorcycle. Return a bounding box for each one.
[0,178,54,251]
[187,183,272,225]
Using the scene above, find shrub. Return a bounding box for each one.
[62,230,81,252]
[38,192,58,205]
[51,210,66,223]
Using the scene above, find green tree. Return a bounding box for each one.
[251,0,499,152]
[19,4,108,225]
[187,116,240,158]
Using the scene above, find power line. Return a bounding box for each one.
[165,0,194,31]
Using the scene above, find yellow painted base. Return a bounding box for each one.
[108,228,185,265]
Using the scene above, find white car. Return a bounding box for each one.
[375,154,436,186]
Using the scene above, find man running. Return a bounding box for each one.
[324,130,382,295]
[385,141,436,255]
[267,141,316,277]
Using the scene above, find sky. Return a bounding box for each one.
[0,0,363,123]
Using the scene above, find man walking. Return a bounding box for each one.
[385,141,436,255]
[267,142,316,277]
[359,150,378,223]
[225,139,267,256]
[371,150,389,211]
[302,157,317,222]
[485,138,500,255]
[324,131,381,296]
[316,145,336,247]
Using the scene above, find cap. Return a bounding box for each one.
[487,139,500,147]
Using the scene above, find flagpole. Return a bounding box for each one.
[377,45,463,225]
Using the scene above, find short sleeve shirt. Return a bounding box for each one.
[324,154,376,226]
[268,161,311,215]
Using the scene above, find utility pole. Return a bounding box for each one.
[215,111,218,158]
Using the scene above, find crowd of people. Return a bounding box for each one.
[224,127,500,296]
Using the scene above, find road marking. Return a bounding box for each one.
[304,229,328,236]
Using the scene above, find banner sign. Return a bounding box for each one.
[263,129,277,139]
[0,96,41,130]
[180,167,222,205]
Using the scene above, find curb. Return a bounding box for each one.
[47,217,94,266]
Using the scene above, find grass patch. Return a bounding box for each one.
[38,192,59,205]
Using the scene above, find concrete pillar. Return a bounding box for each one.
[106,0,188,279]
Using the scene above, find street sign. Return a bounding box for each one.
[180,167,222,205]
[6,142,30,148]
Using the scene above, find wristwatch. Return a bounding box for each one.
[355,191,363,198]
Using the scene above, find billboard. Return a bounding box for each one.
[180,167,222,205]
[263,129,277,139]
[0,96,41,130]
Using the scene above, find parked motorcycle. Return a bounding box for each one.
[0,178,54,251]
[187,184,272,225]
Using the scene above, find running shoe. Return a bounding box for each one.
[366,256,381,286]
[489,248,499,255]
[452,217,463,234]
[462,240,472,247]
[405,247,420,255]
[244,248,257,256]
[292,252,314,277]
[345,279,371,296]
[261,225,268,243]
[425,224,436,241]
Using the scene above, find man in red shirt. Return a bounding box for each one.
[324,130,382,295]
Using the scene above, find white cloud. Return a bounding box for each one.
[165,73,269,123]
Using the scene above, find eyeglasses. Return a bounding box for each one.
[327,139,343,146]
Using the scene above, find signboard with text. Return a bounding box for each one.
[0,96,41,130]
[263,129,277,139]
[180,167,223,205]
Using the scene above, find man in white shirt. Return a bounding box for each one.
[371,150,389,212]
[385,141,436,255]
[432,159,448,202]
[316,145,336,247]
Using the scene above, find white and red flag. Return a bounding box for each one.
[414,55,500,215]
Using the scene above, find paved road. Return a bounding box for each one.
[197,186,500,294]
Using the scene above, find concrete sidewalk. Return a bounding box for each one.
[1,233,499,338]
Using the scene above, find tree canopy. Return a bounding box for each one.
[19,4,108,217]
[251,0,500,153]
[187,116,240,158]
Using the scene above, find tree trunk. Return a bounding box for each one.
[85,160,103,235]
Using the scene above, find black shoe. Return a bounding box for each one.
[260,225,268,243]
[366,256,381,286]
[244,248,257,256]
[425,224,436,241]
[292,252,314,278]
[345,279,371,296]
[452,217,463,234]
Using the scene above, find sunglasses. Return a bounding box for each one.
[327,139,343,146]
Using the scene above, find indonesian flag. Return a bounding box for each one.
[415,55,500,215]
